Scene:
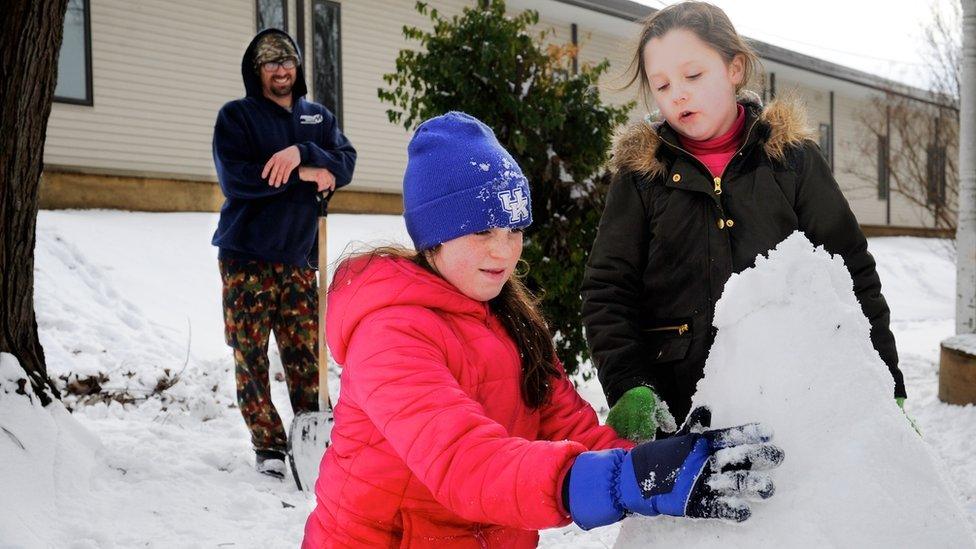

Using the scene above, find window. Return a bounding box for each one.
[256,0,288,31]
[818,123,832,170]
[926,144,947,205]
[877,134,889,200]
[312,0,342,126]
[54,0,92,105]
[571,23,579,75]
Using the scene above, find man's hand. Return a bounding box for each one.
[298,166,337,193]
[262,145,301,187]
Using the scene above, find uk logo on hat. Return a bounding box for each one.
[498,189,529,224]
[403,111,533,250]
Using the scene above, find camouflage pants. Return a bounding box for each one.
[219,259,319,452]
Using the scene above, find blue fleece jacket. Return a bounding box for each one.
[211,29,356,267]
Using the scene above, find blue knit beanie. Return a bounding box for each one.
[403,112,532,250]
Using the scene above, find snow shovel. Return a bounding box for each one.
[288,189,335,495]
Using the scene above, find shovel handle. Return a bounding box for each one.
[318,189,334,217]
[317,190,334,412]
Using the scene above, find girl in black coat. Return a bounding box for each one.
[581,1,906,441]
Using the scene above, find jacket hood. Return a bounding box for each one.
[241,28,308,100]
[611,90,816,179]
[326,255,491,365]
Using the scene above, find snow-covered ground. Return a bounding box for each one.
[2,210,973,547]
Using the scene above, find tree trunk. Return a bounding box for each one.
[0,0,70,405]
[959,0,976,335]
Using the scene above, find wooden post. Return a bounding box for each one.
[939,343,976,405]
[317,191,333,413]
[940,0,976,405]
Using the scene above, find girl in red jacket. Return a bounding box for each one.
[302,112,783,548]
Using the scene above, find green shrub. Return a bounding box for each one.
[378,0,632,375]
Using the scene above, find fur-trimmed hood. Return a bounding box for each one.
[611,91,816,179]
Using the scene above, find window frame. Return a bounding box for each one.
[311,0,343,128]
[877,134,889,200]
[926,143,947,206]
[53,0,93,106]
[818,122,832,171]
[255,0,289,33]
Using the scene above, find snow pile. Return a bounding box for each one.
[616,233,974,548]
[34,216,231,416]
[0,352,104,547]
[0,349,310,547]
[8,211,970,547]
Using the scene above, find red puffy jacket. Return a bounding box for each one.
[302,255,631,548]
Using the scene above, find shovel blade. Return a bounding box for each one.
[288,410,334,495]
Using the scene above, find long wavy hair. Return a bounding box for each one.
[333,246,559,408]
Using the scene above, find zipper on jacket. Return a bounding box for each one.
[643,323,689,336]
[710,115,757,256]
[717,116,761,183]
[659,116,761,199]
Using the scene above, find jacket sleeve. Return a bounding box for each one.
[581,170,655,407]
[296,109,356,188]
[793,141,906,398]
[212,104,301,200]
[341,307,586,530]
[536,361,635,451]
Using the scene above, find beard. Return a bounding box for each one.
[269,80,293,97]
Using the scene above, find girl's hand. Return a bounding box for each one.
[565,406,785,530]
[607,386,678,442]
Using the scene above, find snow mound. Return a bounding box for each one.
[0,353,104,547]
[34,224,232,415]
[616,232,974,548]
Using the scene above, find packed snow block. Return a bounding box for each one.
[0,353,104,547]
[615,232,974,548]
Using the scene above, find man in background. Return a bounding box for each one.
[211,29,355,478]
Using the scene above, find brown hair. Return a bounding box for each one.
[626,1,760,106]
[333,246,560,409]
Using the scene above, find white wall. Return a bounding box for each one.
[43,0,946,228]
[46,0,252,180]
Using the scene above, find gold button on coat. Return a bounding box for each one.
[726,219,735,228]
[717,219,726,229]
[672,173,681,183]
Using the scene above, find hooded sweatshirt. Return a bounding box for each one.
[211,29,356,267]
[302,255,631,548]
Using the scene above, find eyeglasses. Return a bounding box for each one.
[260,58,297,72]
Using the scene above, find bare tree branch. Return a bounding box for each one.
[845,2,961,232]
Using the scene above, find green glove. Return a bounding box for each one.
[896,397,921,436]
[606,386,677,442]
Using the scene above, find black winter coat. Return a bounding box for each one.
[581,96,906,422]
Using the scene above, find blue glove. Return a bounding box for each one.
[565,406,785,530]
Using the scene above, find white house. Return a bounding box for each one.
[42,0,955,235]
